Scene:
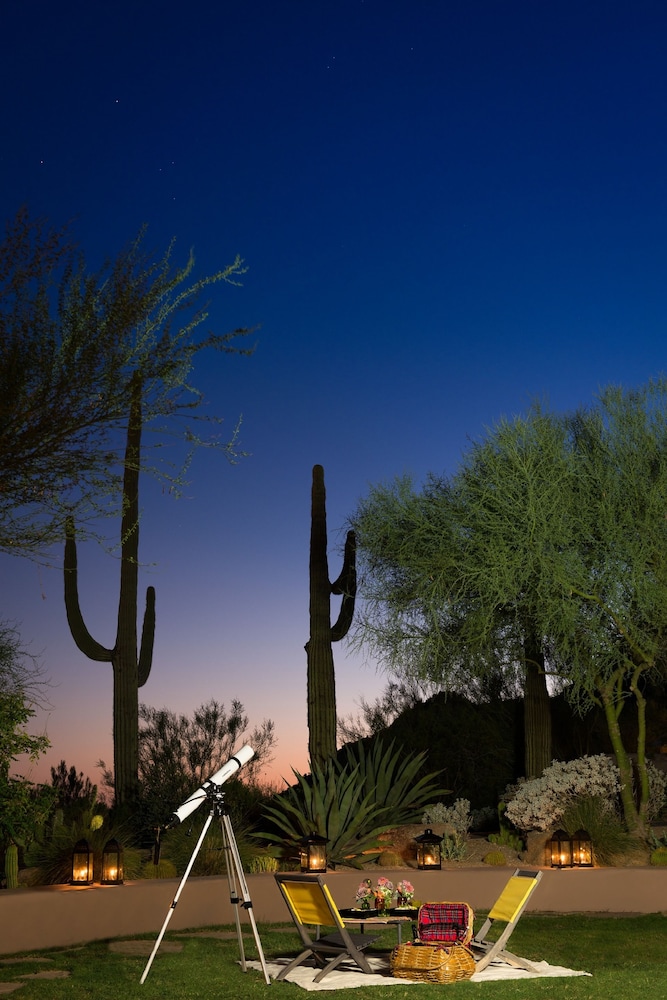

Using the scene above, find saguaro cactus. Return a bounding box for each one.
[5,843,19,889]
[64,384,155,808]
[305,464,356,768]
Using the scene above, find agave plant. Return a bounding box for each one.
[253,739,446,867]
[341,739,448,825]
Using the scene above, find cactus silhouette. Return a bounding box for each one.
[5,843,19,889]
[305,464,356,767]
[64,382,155,808]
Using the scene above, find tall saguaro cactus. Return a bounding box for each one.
[64,383,155,808]
[305,464,356,768]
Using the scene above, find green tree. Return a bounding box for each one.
[351,460,557,779]
[49,760,97,819]
[0,625,55,884]
[123,698,275,830]
[0,208,251,558]
[352,381,667,836]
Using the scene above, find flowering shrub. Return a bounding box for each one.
[647,763,667,821]
[504,756,622,832]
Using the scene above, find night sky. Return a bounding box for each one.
[2,0,667,791]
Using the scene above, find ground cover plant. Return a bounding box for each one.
[2,913,666,999]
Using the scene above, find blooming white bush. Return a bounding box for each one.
[647,762,667,821]
[504,755,622,832]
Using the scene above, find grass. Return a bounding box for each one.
[1,913,666,999]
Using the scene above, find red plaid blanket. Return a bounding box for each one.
[416,902,474,945]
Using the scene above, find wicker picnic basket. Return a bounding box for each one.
[390,942,476,984]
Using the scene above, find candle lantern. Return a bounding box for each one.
[415,828,442,870]
[101,838,124,884]
[571,829,593,867]
[545,828,573,868]
[299,833,328,873]
[71,838,93,885]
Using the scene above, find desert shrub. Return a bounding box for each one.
[646,765,667,821]
[377,849,404,866]
[504,756,622,832]
[247,854,279,873]
[471,806,498,832]
[140,858,178,879]
[482,850,506,866]
[650,846,667,866]
[505,755,667,834]
[488,828,525,852]
[422,798,472,838]
[561,795,641,866]
[649,829,667,849]
[159,816,260,876]
[440,833,469,861]
[253,739,445,868]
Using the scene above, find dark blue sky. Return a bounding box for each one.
[3,0,667,787]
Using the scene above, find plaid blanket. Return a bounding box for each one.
[416,902,474,945]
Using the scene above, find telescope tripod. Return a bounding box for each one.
[140,786,270,985]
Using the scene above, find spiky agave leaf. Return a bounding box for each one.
[253,759,392,866]
[343,738,448,825]
[253,740,446,867]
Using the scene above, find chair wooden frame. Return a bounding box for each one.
[470,868,543,972]
[274,873,379,983]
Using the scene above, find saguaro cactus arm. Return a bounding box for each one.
[138,586,156,687]
[331,529,356,642]
[64,517,113,662]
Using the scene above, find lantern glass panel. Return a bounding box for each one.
[71,838,93,884]
[571,829,593,867]
[102,838,124,884]
[416,828,442,869]
[546,829,572,868]
[299,833,327,873]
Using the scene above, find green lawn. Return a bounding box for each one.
[1,914,665,999]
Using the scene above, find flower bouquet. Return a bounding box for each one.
[354,878,374,910]
[374,876,394,912]
[395,879,415,907]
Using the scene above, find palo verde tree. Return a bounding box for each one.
[305,465,356,768]
[350,469,552,774]
[60,229,252,808]
[540,381,667,837]
[351,381,667,836]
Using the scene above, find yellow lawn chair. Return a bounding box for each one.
[274,873,379,983]
[470,868,543,972]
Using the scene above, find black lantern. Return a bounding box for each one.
[101,838,124,884]
[545,829,573,868]
[71,838,93,885]
[571,829,593,867]
[299,833,328,873]
[415,828,442,870]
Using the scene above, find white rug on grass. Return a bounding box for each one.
[245,956,591,990]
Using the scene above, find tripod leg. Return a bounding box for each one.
[140,811,214,984]
[221,812,271,985]
[219,815,246,971]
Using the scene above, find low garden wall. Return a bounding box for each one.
[2,866,666,955]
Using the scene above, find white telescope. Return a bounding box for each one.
[165,744,254,828]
